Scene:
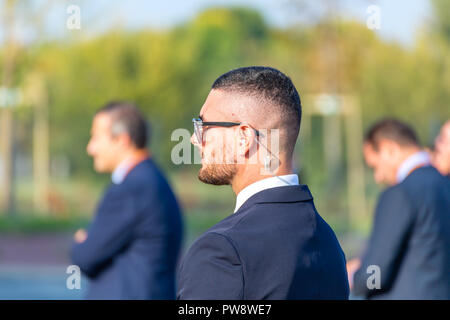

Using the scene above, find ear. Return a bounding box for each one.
[388,140,403,156]
[116,132,133,148]
[377,139,394,155]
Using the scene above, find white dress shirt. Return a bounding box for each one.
[234,174,299,213]
[396,150,430,183]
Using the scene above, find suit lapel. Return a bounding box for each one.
[235,185,313,214]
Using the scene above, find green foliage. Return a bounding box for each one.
[21,8,274,175]
[2,5,450,230]
[431,0,450,41]
[9,6,446,176]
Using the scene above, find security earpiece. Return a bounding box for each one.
[264,155,271,172]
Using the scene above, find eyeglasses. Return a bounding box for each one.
[192,117,260,144]
[192,116,288,180]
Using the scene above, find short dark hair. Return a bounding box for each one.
[212,66,301,156]
[364,118,420,150]
[96,101,149,149]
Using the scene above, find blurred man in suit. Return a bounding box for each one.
[70,101,183,299]
[432,120,450,177]
[177,66,349,300]
[347,119,450,299]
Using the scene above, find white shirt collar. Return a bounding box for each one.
[396,150,430,183]
[111,158,134,185]
[234,174,299,213]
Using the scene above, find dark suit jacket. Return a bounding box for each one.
[177,185,349,300]
[353,166,450,299]
[70,159,183,299]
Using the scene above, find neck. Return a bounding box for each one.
[396,147,422,169]
[392,147,427,184]
[231,164,293,196]
[114,148,150,171]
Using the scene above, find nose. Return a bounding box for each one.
[86,140,95,156]
[191,133,200,147]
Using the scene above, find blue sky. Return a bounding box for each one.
[2,0,432,46]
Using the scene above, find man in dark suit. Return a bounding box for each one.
[177,66,349,299]
[347,119,450,299]
[70,101,183,299]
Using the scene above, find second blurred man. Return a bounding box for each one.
[71,101,183,299]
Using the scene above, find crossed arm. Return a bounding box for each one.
[70,191,137,277]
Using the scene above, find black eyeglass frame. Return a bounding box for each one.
[192,116,284,175]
